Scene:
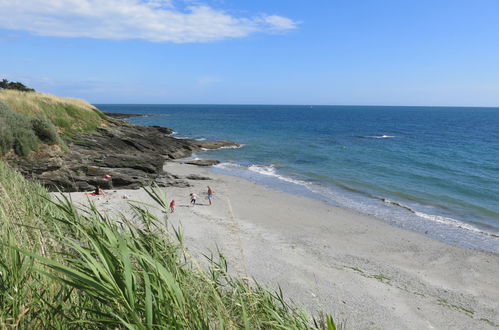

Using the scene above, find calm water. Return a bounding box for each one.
[96,104,499,252]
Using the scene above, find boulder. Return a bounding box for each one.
[185,174,212,180]
[185,159,220,167]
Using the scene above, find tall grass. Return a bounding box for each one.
[0,161,338,329]
[0,90,104,136]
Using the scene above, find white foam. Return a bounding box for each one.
[214,162,245,171]
[218,144,245,149]
[414,211,492,236]
[248,165,308,186]
[248,164,277,176]
[369,135,395,139]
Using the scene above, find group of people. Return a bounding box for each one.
[169,186,214,212]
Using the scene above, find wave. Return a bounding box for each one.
[247,164,309,186]
[214,161,499,242]
[358,135,395,139]
[215,162,308,187]
[414,211,499,238]
[372,197,499,238]
[218,144,245,149]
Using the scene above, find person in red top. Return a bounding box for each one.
[169,200,175,213]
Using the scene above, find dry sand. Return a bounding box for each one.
[62,161,499,329]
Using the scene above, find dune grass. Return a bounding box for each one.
[0,161,338,329]
[0,90,105,137]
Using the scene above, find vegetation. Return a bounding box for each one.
[0,102,60,156]
[0,90,105,137]
[0,161,337,329]
[0,78,35,92]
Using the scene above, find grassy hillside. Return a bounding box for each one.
[0,90,108,157]
[0,161,337,329]
[0,101,60,156]
[0,90,105,137]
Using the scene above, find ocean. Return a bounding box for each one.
[96,104,499,252]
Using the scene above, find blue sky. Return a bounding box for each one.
[1,0,499,106]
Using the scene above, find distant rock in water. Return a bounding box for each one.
[187,140,240,150]
[8,115,236,192]
[185,159,221,167]
[104,112,162,119]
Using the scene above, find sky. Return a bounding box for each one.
[1,0,499,106]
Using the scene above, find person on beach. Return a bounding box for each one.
[190,193,197,206]
[94,185,105,196]
[169,200,175,213]
[207,186,214,205]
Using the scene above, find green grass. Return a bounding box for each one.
[0,161,338,329]
[0,90,104,137]
[0,102,60,156]
[437,298,474,316]
[371,274,391,283]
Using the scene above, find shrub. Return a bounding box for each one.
[31,116,59,144]
[0,118,13,155]
[0,101,63,157]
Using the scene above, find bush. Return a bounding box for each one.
[11,114,39,156]
[0,118,13,155]
[0,101,62,157]
[31,116,59,144]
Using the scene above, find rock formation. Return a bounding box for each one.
[8,116,238,192]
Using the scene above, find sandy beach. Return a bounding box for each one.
[62,161,499,329]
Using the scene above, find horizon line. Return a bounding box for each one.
[91,103,499,109]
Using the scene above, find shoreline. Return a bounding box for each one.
[62,161,499,329]
[203,158,499,253]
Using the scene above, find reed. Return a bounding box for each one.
[0,161,338,329]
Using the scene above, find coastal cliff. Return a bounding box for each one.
[0,90,238,191]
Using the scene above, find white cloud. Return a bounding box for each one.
[0,0,298,42]
[261,15,298,31]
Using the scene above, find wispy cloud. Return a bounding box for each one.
[196,75,222,85]
[0,0,298,43]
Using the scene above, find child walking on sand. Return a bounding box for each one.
[169,200,175,212]
[189,193,197,206]
[207,186,214,205]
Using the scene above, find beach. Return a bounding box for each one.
[62,161,499,329]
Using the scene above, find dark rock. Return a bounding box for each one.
[188,140,241,150]
[103,112,162,119]
[185,174,212,180]
[185,159,220,167]
[7,113,237,192]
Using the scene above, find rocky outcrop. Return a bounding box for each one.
[185,159,221,167]
[103,112,163,120]
[8,115,239,192]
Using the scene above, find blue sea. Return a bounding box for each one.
[96,104,499,252]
